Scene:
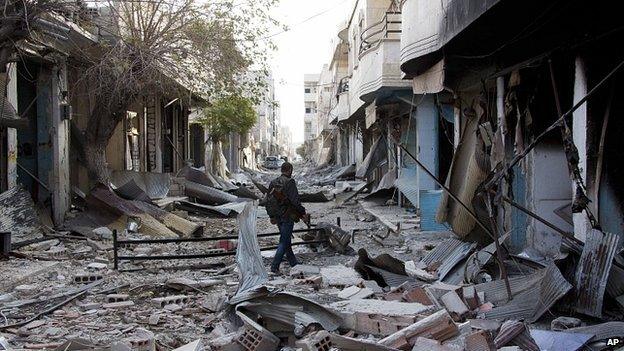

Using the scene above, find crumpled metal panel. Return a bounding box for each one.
[355,136,387,179]
[176,201,246,217]
[568,322,624,341]
[110,170,171,200]
[176,166,221,189]
[493,320,539,351]
[421,238,476,281]
[474,264,571,322]
[0,187,43,243]
[366,265,419,287]
[394,168,418,207]
[239,292,342,332]
[529,329,593,351]
[235,202,268,295]
[110,178,151,202]
[573,230,619,318]
[183,180,240,205]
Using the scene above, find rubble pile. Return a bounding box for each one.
[1,164,623,351]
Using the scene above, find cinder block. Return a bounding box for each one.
[440,290,470,322]
[106,294,129,303]
[236,326,279,351]
[74,273,103,284]
[46,247,67,258]
[462,286,480,309]
[152,295,190,307]
[295,330,332,351]
[103,301,135,309]
[354,312,418,336]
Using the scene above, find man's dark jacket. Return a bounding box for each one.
[269,175,305,222]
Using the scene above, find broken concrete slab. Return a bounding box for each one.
[337,286,375,300]
[440,290,470,322]
[330,299,435,336]
[320,265,362,287]
[378,310,459,350]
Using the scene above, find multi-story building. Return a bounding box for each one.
[303,74,320,142]
[399,0,624,258]
[313,0,451,230]
[251,71,277,161]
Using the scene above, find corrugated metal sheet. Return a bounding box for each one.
[110,170,171,200]
[183,180,241,205]
[568,322,624,341]
[111,178,151,202]
[0,187,43,244]
[176,200,246,217]
[573,230,619,318]
[419,190,447,231]
[474,265,571,322]
[176,166,221,189]
[366,265,419,287]
[241,292,342,332]
[493,320,539,351]
[394,168,418,207]
[420,238,476,281]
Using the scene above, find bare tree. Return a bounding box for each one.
[2,0,279,183]
[73,0,279,183]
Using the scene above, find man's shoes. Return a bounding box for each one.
[270,267,280,275]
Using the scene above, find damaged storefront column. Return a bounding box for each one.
[48,57,71,226]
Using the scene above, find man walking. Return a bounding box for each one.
[266,162,309,273]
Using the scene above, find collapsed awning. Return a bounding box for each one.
[355,136,388,179]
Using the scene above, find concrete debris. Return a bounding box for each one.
[378,310,459,350]
[320,265,362,287]
[2,164,621,350]
[0,187,44,245]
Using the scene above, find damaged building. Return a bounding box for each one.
[3,0,624,350]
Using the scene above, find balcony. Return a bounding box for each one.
[400,0,501,75]
[348,7,410,109]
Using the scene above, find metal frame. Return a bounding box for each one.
[112,228,326,270]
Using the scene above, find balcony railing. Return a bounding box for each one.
[359,10,402,56]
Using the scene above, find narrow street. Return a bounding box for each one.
[1,163,453,349]
[3,0,624,350]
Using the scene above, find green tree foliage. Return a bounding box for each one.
[198,94,257,140]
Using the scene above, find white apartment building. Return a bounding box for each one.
[303,73,320,142]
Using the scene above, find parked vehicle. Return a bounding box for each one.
[263,156,280,169]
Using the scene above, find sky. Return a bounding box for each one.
[269,0,353,146]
